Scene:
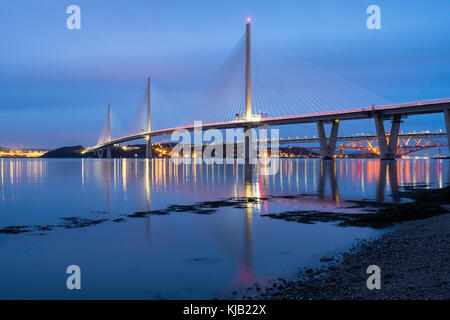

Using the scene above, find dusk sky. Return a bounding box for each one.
[0,0,449,148]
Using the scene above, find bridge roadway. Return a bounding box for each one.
[87,98,450,159]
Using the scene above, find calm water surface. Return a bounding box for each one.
[0,158,448,299]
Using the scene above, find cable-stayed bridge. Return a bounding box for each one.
[87,20,450,160]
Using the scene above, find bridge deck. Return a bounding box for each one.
[88,98,450,151]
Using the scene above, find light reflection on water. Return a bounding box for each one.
[0,158,448,299]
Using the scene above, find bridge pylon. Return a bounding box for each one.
[146,77,153,158]
[244,19,255,164]
[245,19,252,119]
[106,103,112,159]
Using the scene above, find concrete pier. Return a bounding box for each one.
[444,109,450,154]
[317,119,339,159]
[374,115,401,160]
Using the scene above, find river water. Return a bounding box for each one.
[0,158,447,299]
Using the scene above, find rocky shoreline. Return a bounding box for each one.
[248,187,450,300]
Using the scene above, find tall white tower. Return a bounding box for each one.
[245,18,252,119]
[146,77,152,158]
[106,103,111,158]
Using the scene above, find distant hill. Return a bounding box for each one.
[41,145,85,158]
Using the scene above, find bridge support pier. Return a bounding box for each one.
[374,115,401,160]
[96,149,104,158]
[146,137,152,158]
[244,128,256,165]
[317,120,339,159]
[106,146,111,159]
[444,109,450,154]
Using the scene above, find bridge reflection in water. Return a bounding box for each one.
[1,158,447,210]
[80,158,447,286]
[0,158,448,296]
[1,158,447,209]
[86,158,448,201]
